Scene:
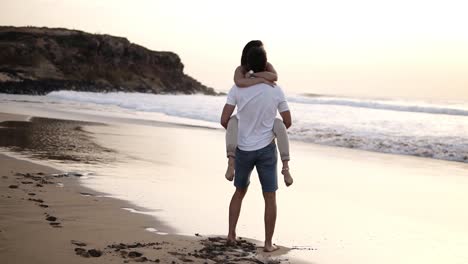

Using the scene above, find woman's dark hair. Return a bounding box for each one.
[241,40,263,69]
[247,47,267,73]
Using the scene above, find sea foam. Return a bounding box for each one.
[40,91,468,163]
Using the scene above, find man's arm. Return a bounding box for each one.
[279,110,292,129]
[220,104,236,129]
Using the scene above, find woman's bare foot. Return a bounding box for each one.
[282,168,293,187]
[225,157,235,181]
[263,244,280,252]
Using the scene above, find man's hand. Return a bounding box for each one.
[220,104,236,129]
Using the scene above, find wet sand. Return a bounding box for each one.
[0,113,291,264]
[2,107,468,264]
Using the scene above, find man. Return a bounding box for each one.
[220,46,292,252]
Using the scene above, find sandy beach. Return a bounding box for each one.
[0,112,291,264]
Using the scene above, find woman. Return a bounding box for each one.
[225,40,293,187]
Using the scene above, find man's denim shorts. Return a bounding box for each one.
[234,142,278,192]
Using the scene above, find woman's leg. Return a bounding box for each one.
[225,115,238,181]
[273,118,293,186]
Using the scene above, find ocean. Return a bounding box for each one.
[1,91,468,264]
[4,90,468,163]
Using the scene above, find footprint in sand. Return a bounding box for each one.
[28,198,44,203]
[71,240,87,247]
[21,181,34,184]
[49,222,62,228]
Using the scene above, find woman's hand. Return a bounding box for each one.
[245,70,254,78]
[261,78,276,87]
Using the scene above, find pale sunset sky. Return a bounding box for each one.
[1,0,467,100]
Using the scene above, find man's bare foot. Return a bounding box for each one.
[282,168,293,187]
[263,244,280,252]
[225,158,235,181]
[226,234,237,246]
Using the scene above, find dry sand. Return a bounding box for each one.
[0,113,290,264]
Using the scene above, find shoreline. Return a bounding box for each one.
[0,112,292,264]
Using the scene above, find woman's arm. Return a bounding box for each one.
[234,66,275,87]
[251,62,278,82]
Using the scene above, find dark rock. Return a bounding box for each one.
[128,251,143,258]
[190,236,262,263]
[88,249,102,257]
[134,257,148,262]
[75,248,86,254]
[28,193,36,196]
[35,184,43,187]
[39,204,49,208]
[2,176,8,179]
[46,216,57,221]
[0,26,217,95]
[75,247,89,257]
[22,181,34,184]
[8,185,18,189]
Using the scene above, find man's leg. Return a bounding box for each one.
[263,191,278,252]
[228,146,255,244]
[227,187,248,243]
[256,143,279,252]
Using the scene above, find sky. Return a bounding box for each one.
[1,0,468,100]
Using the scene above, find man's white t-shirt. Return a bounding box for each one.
[226,83,289,151]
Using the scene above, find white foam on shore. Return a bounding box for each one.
[45,91,468,163]
[288,95,468,116]
[2,92,468,163]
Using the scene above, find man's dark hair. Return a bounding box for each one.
[247,47,267,73]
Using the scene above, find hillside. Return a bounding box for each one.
[0,26,216,95]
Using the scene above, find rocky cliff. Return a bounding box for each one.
[0,26,216,95]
